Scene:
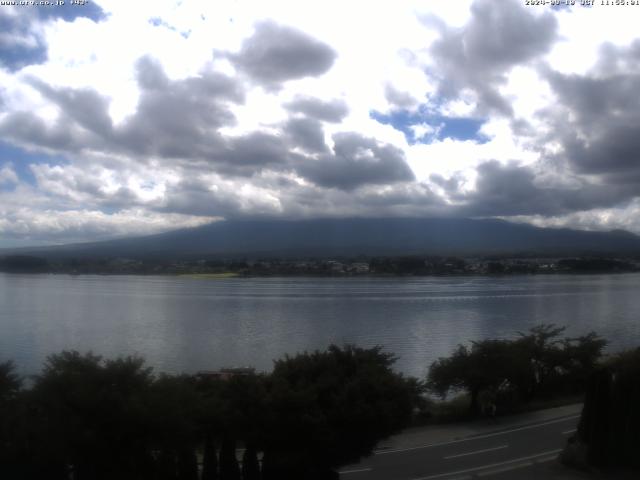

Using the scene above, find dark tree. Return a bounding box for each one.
[0,360,21,400]
[219,436,241,480]
[177,447,199,480]
[27,351,157,480]
[428,340,524,415]
[147,374,202,478]
[201,435,219,480]
[0,361,24,478]
[428,325,607,415]
[577,348,640,469]
[156,449,178,480]
[241,444,261,480]
[0,255,49,273]
[263,345,421,478]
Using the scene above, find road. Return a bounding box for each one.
[339,412,580,480]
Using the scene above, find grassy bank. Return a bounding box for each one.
[179,272,240,279]
[413,392,584,426]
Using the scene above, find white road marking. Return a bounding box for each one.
[339,468,373,475]
[476,461,533,477]
[375,415,580,455]
[444,445,508,460]
[476,453,559,477]
[410,449,562,480]
[562,428,577,435]
[535,455,559,464]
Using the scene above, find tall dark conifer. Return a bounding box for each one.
[202,435,219,480]
[219,437,241,480]
[241,444,260,480]
[177,447,198,480]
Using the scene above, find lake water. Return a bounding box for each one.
[1,273,640,378]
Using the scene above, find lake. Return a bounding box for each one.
[1,273,640,378]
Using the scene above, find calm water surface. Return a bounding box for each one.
[1,273,640,377]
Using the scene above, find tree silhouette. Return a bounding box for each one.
[219,436,241,480]
[428,325,607,415]
[201,434,219,480]
[28,351,156,479]
[578,347,640,468]
[262,345,420,478]
[241,444,260,480]
[0,345,423,478]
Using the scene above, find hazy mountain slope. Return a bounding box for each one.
[6,218,640,259]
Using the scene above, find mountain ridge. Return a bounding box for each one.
[4,217,640,260]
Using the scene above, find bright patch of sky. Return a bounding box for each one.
[370,107,489,145]
[0,142,68,186]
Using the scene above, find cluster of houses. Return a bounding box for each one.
[13,254,638,276]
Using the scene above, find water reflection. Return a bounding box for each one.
[1,273,640,377]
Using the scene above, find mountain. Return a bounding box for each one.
[5,218,640,260]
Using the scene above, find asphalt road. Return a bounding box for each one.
[339,413,580,480]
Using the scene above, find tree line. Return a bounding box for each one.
[0,345,420,480]
[0,325,622,478]
[426,325,607,416]
[570,347,640,470]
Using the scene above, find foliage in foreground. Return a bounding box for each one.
[576,347,640,469]
[427,324,607,415]
[0,346,420,480]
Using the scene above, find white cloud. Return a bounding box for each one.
[0,206,215,244]
[0,164,18,184]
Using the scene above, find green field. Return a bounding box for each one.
[178,272,240,279]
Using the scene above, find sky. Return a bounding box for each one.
[1,0,640,246]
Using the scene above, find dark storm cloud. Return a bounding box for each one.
[122,56,244,160]
[217,132,291,174]
[1,37,419,222]
[116,62,242,160]
[229,21,337,89]
[28,78,113,136]
[594,40,640,73]
[158,178,248,217]
[283,117,328,154]
[544,67,640,180]
[283,96,348,123]
[0,4,105,71]
[430,173,463,193]
[298,132,415,190]
[1,51,419,193]
[427,0,558,115]
[527,39,640,208]
[455,161,632,217]
[0,111,82,152]
[135,56,170,91]
[0,57,245,162]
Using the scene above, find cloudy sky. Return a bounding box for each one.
[1,0,640,246]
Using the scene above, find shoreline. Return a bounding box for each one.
[0,269,638,277]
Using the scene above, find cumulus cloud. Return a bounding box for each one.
[2,0,640,245]
[284,96,349,123]
[542,44,640,182]
[0,57,244,161]
[384,84,418,110]
[454,161,631,218]
[0,207,213,244]
[427,0,558,115]
[0,164,18,185]
[0,4,105,71]
[284,117,328,154]
[298,132,415,190]
[228,21,337,89]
